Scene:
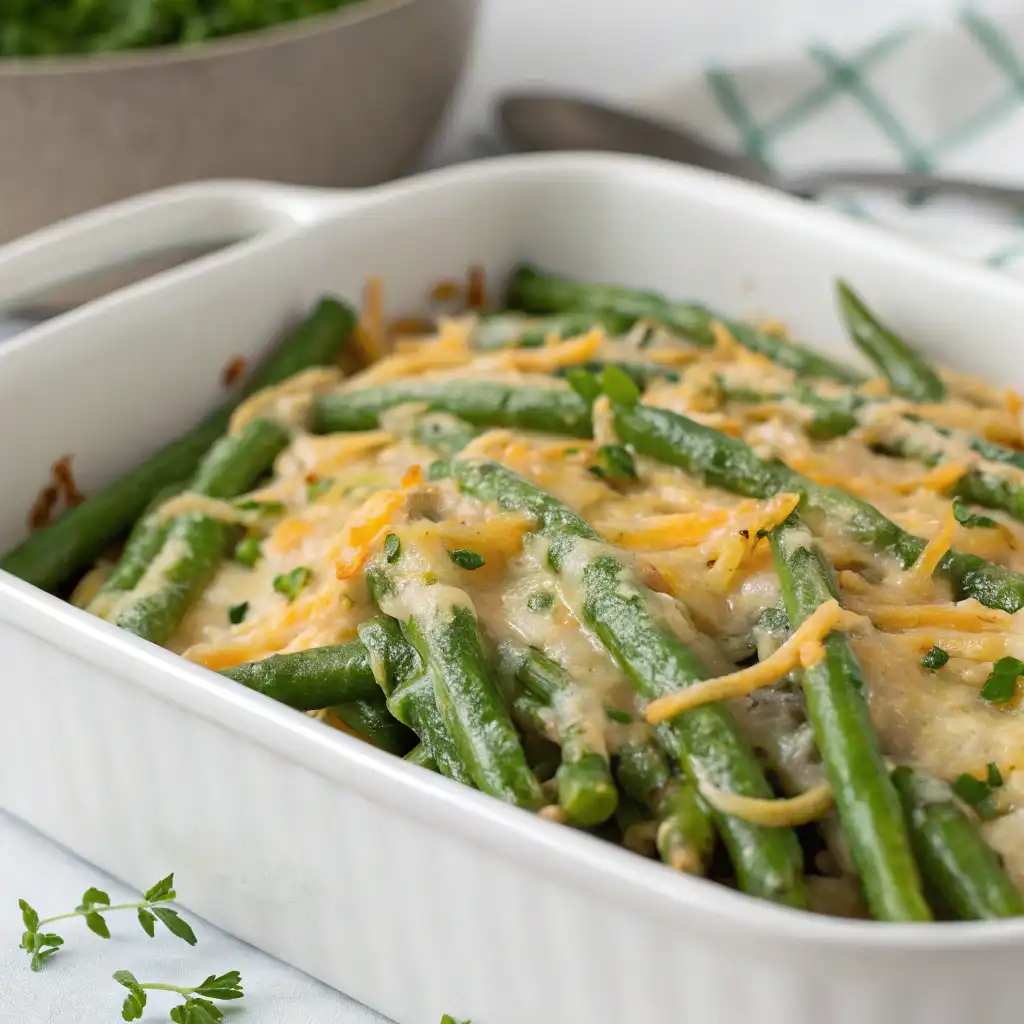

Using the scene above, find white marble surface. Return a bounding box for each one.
[1,1,957,1021]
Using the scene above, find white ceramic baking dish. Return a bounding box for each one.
[1,153,1023,1024]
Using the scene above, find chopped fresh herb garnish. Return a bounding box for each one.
[448,549,485,571]
[605,707,633,724]
[952,497,997,529]
[384,533,402,564]
[952,762,1005,821]
[601,365,641,407]
[306,477,335,501]
[920,646,950,671]
[233,536,262,568]
[228,602,249,625]
[563,448,580,456]
[273,567,311,603]
[427,459,452,481]
[439,1016,471,1024]
[234,499,287,515]
[17,874,193,972]
[115,968,243,1023]
[564,368,602,403]
[527,590,555,613]
[980,656,1024,703]
[589,443,637,483]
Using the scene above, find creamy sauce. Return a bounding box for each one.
[87,309,1024,898]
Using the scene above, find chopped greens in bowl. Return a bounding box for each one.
[0,0,370,57]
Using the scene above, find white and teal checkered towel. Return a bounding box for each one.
[643,3,1024,274]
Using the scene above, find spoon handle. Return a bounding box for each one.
[788,169,1024,208]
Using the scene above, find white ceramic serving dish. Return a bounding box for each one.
[1,154,1023,1024]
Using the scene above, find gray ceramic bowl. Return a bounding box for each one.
[0,0,479,244]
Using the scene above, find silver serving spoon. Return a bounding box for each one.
[497,92,1024,207]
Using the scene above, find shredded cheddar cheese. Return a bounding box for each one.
[88,273,1024,909]
[910,504,957,581]
[644,599,846,724]
[698,781,834,826]
[498,328,603,371]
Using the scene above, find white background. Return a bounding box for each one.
[0,1,958,1022]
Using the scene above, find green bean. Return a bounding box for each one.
[330,693,416,756]
[452,457,806,907]
[892,766,1024,919]
[404,743,438,771]
[99,417,291,642]
[312,380,592,438]
[609,395,1024,614]
[189,417,290,498]
[411,412,480,457]
[222,640,377,710]
[770,515,931,921]
[357,614,471,785]
[507,264,865,384]
[398,591,545,810]
[248,297,357,395]
[554,361,679,391]
[615,741,714,874]
[115,512,231,645]
[92,417,289,610]
[720,376,1024,470]
[1,296,355,593]
[508,644,618,827]
[94,483,186,598]
[720,379,1024,523]
[836,281,945,401]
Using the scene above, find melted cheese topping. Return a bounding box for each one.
[86,296,1024,902]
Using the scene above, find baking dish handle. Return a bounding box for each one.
[0,180,359,311]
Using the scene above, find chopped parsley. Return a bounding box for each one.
[564,368,601,404]
[952,497,997,529]
[233,536,262,568]
[920,646,950,671]
[604,707,633,724]
[384,533,402,564]
[306,477,335,501]
[448,549,485,571]
[600,365,640,407]
[273,567,311,603]
[228,602,250,625]
[526,590,555,613]
[980,656,1024,704]
[952,763,1004,821]
[589,444,637,483]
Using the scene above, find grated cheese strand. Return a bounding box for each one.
[644,599,844,724]
[703,492,800,594]
[890,630,1011,662]
[331,489,407,580]
[229,366,341,435]
[710,320,740,359]
[597,510,734,549]
[854,599,1010,633]
[498,328,604,372]
[910,504,957,582]
[698,781,834,827]
[891,461,969,495]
